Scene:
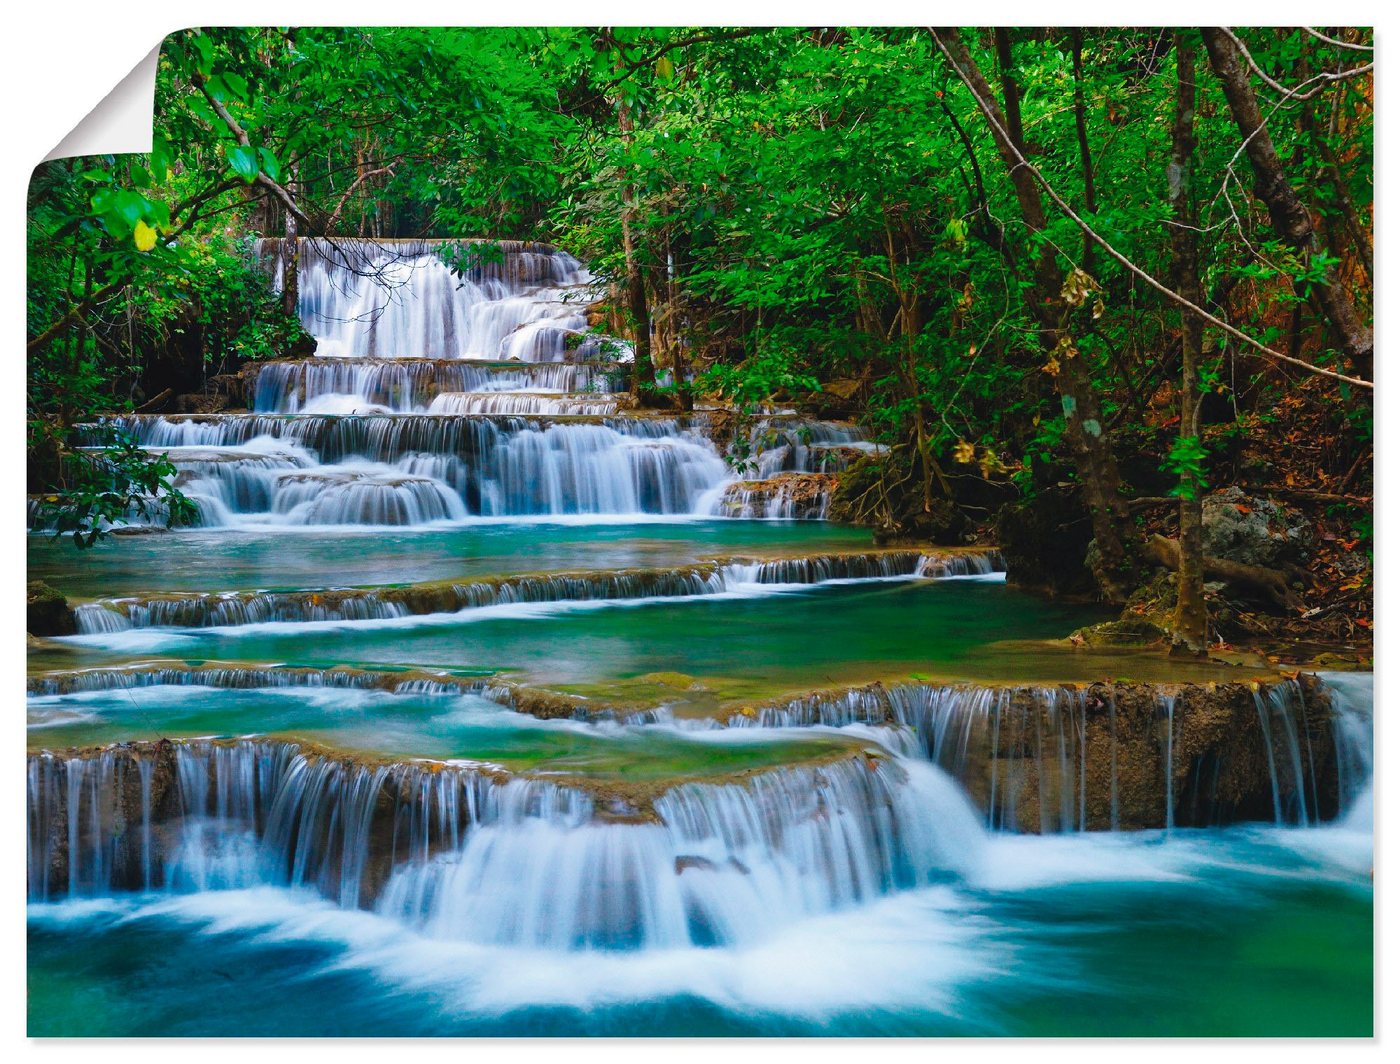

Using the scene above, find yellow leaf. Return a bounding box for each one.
[953,440,976,464]
[133,220,157,253]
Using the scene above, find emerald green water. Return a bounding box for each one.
[51,577,1276,707]
[27,519,1372,1037]
[29,520,871,599]
[53,578,1186,705]
[27,824,1372,1036]
[27,684,861,777]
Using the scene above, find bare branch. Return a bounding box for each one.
[1218,27,1373,103]
[1303,27,1373,52]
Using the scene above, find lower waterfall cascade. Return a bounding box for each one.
[28,238,1373,1036]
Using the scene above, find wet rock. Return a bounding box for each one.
[717,473,836,519]
[27,581,76,636]
[1202,486,1316,568]
[1069,617,1169,648]
[736,675,1346,832]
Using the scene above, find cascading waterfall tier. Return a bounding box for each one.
[42,236,891,531]
[722,674,1362,832]
[744,419,874,477]
[78,412,733,523]
[27,663,495,698]
[249,358,626,415]
[26,737,981,950]
[257,238,609,362]
[716,473,839,519]
[27,669,1362,834]
[70,549,1004,632]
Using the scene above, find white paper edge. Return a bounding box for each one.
[43,43,160,162]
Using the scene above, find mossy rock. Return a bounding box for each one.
[1069,617,1169,648]
[1122,569,1178,631]
[27,581,76,637]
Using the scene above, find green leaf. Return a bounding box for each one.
[257,148,282,182]
[226,145,261,183]
[221,71,249,100]
[149,137,173,183]
[189,33,215,76]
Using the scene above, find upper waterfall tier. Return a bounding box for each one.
[258,238,620,361]
[250,358,626,414]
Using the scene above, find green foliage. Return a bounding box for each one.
[33,431,197,547]
[25,25,1373,553]
[697,343,821,412]
[1163,435,1211,500]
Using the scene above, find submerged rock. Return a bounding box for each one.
[27,581,76,637]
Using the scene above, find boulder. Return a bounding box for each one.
[1202,487,1315,568]
[27,580,76,637]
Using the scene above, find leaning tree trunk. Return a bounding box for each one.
[933,27,1135,602]
[1168,32,1209,656]
[1201,27,1373,380]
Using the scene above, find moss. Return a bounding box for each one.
[1069,617,1170,649]
[27,580,76,637]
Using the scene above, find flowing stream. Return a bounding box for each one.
[27,238,1372,1036]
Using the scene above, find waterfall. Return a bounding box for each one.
[715,474,836,520]
[251,359,624,415]
[723,675,1360,833]
[48,236,904,528]
[68,550,1004,633]
[1160,692,1177,835]
[28,738,984,950]
[1318,672,1373,820]
[76,413,734,524]
[259,238,598,361]
[28,664,492,697]
[744,420,872,476]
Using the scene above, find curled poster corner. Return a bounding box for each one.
[43,43,160,162]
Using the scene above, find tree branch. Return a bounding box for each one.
[192,71,314,229]
[929,28,1373,390]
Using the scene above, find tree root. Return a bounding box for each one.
[1144,534,1302,611]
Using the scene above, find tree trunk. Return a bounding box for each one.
[934,28,1135,602]
[1146,535,1300,611]
[1070,29,1098,266]
[280,188,299,321]
[611,63,659,403]
[1201,27,1373,380]
[1168,32,1209,657]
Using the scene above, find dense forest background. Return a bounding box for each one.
[26,26,1374,657]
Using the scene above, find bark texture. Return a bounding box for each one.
[1168,33,1209,655]
[1201,27,1373,379]
[934,28,1134,602]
